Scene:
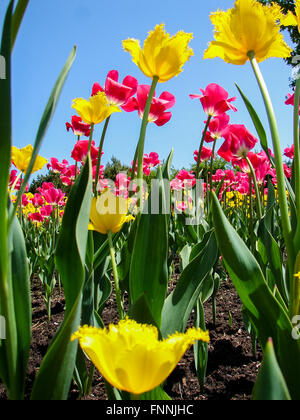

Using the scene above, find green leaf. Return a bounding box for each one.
[31,157,92,400]
[211,192,300,400]
[161,148,174,180]
[129,167,169,327]
[136,386,172,401]
[0,0,21,400]
[235,83,271,160]
[257,211,287,301]
[252,339,291,400]
[9,208,31,398]
[11,0,29,50]
[161,230,218,338]
[128,294,160,332]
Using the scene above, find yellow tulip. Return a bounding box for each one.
[204,0,293,65]
[72,91,121,125]
[123,23,193,83]
[280,0,300,33]
[71,317,209,395]
[11,145,47,174]
[89,190,134,235]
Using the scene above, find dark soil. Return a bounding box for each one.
[0,275,262,401]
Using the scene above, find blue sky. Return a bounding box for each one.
[1,0,296,173]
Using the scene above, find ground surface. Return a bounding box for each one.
[0,275,262,400]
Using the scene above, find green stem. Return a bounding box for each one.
[248,173,255,253]
[245,156,262,220]
[93,116,111,196]
[196,115,212,179]
[136,76,159,212]
[107,230,123,319]
[248,53,295,283]
[130,142,139,185]
[87,123,95,154]
[209,138,217,193]
[75,135,80,181]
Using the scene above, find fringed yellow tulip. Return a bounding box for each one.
[89,190,133,235]
[204,0,293,65]
[72,91,121,125]
[123,24,193,83]
[11,145,47,174]
[71,318,209,395]
[280,0,300,34]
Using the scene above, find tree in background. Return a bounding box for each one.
[259,0,300,87]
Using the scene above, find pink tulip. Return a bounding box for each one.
[170,178,184,191]
[28,212,44,223]
[71,140,100,165]
[122,85,175,126]
[284,145,294,160]
[205,114,230,143]
[190,83,237,117]
[47,158,69,174]
[9,170,21,190]
[22,194,29,207]
[40,205,53,218]
[92,70,138,107]
[31,193,45,208]
[194,146,214,163]
[218,125,258,162]
[176,170,196,188]
[66,115,91,137]
[41,187,65,206]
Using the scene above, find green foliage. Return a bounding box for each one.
[190,158,228,178]
[29,170,69,194]
[103,156,130,181]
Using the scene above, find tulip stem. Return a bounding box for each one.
[94,116,111,196]
[74,135,80,181]
[245,155,262,220]
[136,76,159,212]
[248,52,295,285]
[196,115,212,179]
[209,138,217,193]
[107,230,124,319]
[87,123,95,154]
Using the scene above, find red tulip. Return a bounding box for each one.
[284,144,294,160]
[194,146,214,163]
[71,140,100,165]
[66,115,91,137]
[122,85,175,126]
[218,125,258,162]
[92,70,138,107]
[205,114,230,143]
[190,83,237,117]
